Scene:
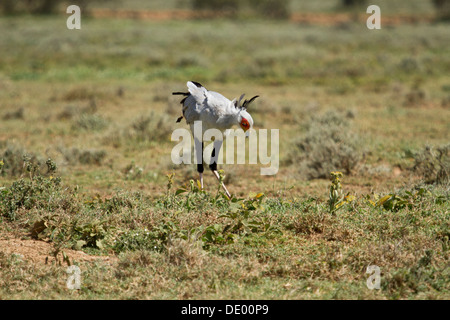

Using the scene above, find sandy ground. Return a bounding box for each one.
[0,233,116,266]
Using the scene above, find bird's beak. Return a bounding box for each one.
[245,129,251,138]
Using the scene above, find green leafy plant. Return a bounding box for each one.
[30,214,70,243]
[217,193,278,240]
[112,221,185,253]
[73,220,111,250]
[367,187,431,212]
[201,224,236,248]
[169,177,226,212]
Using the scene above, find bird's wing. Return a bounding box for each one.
[182,95,201,124]
[175,81,236,129]
[200,90,236,132]
[187,81,233,115]
[204,91,233,116]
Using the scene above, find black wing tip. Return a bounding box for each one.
[176,116,184,123]
[190,81,203,88]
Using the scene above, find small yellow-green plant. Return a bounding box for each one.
[328,171,355,213]
[166,172,175,192]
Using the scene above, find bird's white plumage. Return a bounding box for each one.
[183,81,241,133]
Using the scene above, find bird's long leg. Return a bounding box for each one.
[209,141,231,199]
[212,170,231,199]
[198,172,204,189]
[195,139,204,189]
[198,167,204,189]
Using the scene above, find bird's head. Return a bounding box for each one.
[239,109,253,132]
[234,94,258,133]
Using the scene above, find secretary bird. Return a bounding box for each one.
[173,81,259,199]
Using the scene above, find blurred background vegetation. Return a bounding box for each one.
[0,0,449,19]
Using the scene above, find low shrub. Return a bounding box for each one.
[0,145,50,178]
[123,112,173,143]
[191,0,291,19]
[0,158,69,221]
[287,110,363,180]
[58,147,107,166]
[73,114,109,132]
[432,0,450,20]
[413,144,449,185]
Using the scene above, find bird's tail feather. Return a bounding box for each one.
[187,81,207,103]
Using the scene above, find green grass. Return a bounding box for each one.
[1,16,449,85]
[0,12,449,300]
[0,170,448,299]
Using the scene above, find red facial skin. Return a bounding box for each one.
[240,118,250,131]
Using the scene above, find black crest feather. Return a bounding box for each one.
[241,95,259,109]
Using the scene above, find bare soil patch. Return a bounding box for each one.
[0,233,116,266]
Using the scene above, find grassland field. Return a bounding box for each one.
[0,2,449,300]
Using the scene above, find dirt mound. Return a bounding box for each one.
[0,234,116,266]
